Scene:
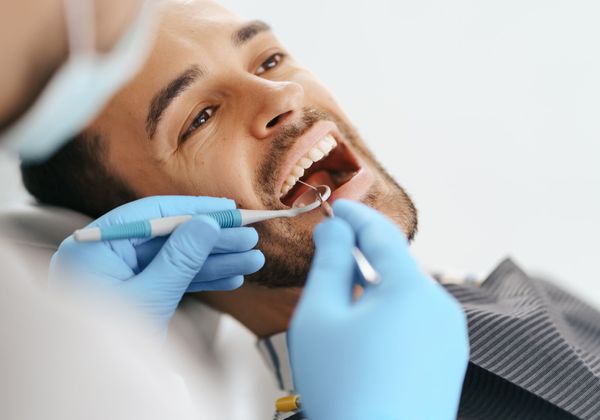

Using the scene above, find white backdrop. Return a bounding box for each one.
[2,0,599,305]
[221,0,600,304]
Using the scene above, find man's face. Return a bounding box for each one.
[92,0,417,287]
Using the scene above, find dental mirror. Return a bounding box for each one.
[74,184,332,243]
[292,184,331,209]
[291,180,381,286]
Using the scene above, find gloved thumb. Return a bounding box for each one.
[302,218,356,312]
[134,216,220,290]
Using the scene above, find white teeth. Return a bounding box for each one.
[291,166,304,178]
[324,135,336,147]
[298,158,313,169]
[308,148,325,162]
[280,134,338,198]
[281,184,292,196]
[317,138,333,153]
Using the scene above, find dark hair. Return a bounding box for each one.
[20,133,137,218]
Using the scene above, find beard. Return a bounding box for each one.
[247,107,418,288]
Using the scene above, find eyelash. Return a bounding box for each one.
[181,52,285,142]
[255,52,285,75]
[181,105,218,142]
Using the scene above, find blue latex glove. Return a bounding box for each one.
[290,200,469,420]
[50,196,264,334]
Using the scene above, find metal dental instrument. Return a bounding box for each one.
[74,188,332,242]
[74,182,379,284]
[295,180,381,286]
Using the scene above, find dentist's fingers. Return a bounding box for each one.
[211,227,259,254]
[191,250,265,283]
[301,218,356,312]
[49,239,134,289]
[134,227,260,272]
[186,275,244,292]
[332,200,422,290]
[90,196,236,261]
[133,216,220,290]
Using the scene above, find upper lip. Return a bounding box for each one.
[275,120,342,197]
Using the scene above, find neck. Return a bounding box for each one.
[198,284,301,338]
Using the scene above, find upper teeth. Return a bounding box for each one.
[280,134,337,197]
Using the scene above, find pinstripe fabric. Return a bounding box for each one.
[445,259,600,419]
[259,258,600,419]
[459,363,579,419]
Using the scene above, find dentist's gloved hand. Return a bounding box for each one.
[290,200,469,420]
[50,196,264,335]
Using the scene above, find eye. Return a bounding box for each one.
[255,53,285,75]
[182,105,218,141]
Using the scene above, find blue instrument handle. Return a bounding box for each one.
[205,209,242,228]
[100,220,152,241]
[97,209,242,241]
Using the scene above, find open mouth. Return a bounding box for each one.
[279,133,362,207]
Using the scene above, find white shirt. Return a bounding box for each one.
[0,239,225,420]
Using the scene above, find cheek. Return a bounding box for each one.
[187,143,262,208]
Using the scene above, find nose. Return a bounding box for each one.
[246,79,304,139]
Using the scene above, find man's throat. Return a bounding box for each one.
[197,284,302,338]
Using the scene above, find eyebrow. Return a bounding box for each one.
[146,65,203,139]
[145,20,271,139]
[232,20,271,46]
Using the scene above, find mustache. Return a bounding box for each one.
[256,107,329,201]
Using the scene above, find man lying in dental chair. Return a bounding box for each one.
[20,0,600,418]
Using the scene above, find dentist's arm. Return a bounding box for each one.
[290,200,469,420]
[50,196,264,336]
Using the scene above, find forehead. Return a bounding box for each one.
[143,2,245,80]
[156,0,247,52]
[101,0,265,134]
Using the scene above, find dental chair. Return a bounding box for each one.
[0,197,280,419]
[0,201,91,282]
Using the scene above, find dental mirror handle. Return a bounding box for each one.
[74,211,241,242]
[318,199,381,285]
[74,206,316,242]
[352,247,381,285]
